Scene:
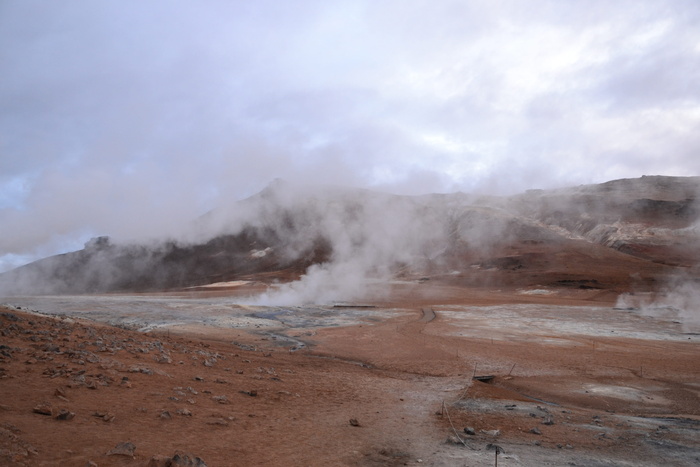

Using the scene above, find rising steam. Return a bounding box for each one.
[616,278,700,331]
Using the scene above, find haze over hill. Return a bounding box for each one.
[1,176,699,305]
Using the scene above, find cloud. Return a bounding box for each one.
[1,0,699,271]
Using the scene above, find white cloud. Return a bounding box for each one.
[0,0,699,271]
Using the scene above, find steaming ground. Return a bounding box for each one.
[4,292,697,344]
[0,293,400,333]
[1,176,700,464]
[1,281,699,466]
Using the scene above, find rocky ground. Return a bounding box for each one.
[1,282,699,466]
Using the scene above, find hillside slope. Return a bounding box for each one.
[1,176,698,296]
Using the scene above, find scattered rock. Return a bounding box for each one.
[55,409,75,420]
[155,353,172,364]
[530,427,542,435]
[463,427,476,435]
[240,390,257,397]
[0,426,38,463]
[169,450,208,466]
[32,402,53,416]
[93,411,115,422]
[176,408,192,416]
[349,418,360,427]
[542,417,555,425]
[107,441,136,457]
[481,429,500,437]
[212,395,229,404]
[160,410,172,420]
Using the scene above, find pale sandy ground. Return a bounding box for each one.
[1,281,699,466]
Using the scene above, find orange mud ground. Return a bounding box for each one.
[1,283,699,466]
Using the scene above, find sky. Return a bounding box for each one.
[1,0,699,273]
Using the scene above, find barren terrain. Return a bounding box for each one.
[1,176,699,465]
[1,280,699,466]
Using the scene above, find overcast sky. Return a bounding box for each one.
[1,0,699,272]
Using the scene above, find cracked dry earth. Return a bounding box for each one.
[1,285,699,466]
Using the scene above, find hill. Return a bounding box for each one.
[1,175,699,298]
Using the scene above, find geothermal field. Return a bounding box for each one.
[1,176,700,466]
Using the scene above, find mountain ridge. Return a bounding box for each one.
[1,175,698,297]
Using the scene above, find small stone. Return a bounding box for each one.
[542,417,554,425]
[33,402,53,416]
[107,441,136,457]
[55,409,75,420]
[176,408,192,416]
[481,429,500,437]
[349,418,360,427]
[170,451,208,466]
[155,354,172,364]
[93,411,115,422]
[530,427,542,435]
[463,427,476,435]
[160,411,172,420]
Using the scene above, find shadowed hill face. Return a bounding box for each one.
[0,229,331,295]
[0,176,698,299]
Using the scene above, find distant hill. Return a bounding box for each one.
[1,175,699,295]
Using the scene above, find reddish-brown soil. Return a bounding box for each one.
[1,280,699,466]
